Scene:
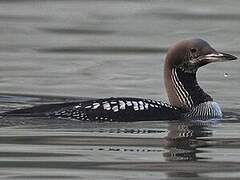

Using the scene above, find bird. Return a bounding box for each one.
[2,39,237,121]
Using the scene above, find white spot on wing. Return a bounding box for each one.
[112,105,119,112]
[75,105,81,108]
[132,101,139,111]
[119,100,126,110]
[103,102,111,110]
[85,105,92,109]
[150,104,154,107]
[138,101,144,110]
[126,101,132,106]
[92,103,100,109]
[144,103,149,109]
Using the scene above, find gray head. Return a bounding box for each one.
[165,38,237,73]
[164,38,237,108]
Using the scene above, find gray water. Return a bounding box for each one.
[0,0,240,179]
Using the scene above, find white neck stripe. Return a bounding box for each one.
[171,68,194,108]
[173,68,193,107]
[171,69,185,104]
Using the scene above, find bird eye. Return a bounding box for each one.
[190,48,197,53]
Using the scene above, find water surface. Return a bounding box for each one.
[0,0,240,179]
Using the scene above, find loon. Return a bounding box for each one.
[2,39,237,121]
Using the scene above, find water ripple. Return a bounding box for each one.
[0,15,50,22]
[39,27,116,35]
[149,12,240,21]
[36,46,167,54]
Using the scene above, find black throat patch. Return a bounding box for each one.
[173,68,213,107]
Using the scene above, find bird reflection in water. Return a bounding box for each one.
[163,119,217,161]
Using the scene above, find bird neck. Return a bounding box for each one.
[164,66,213,109]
